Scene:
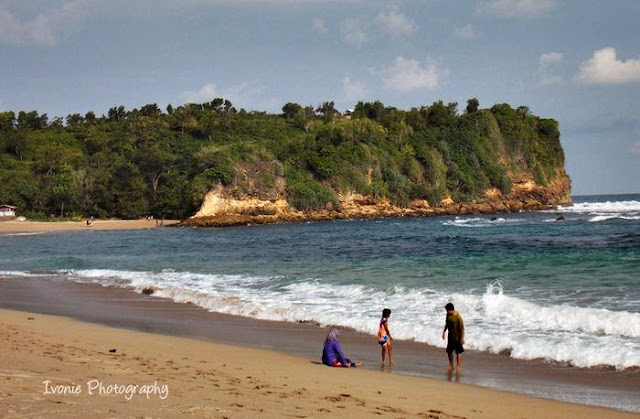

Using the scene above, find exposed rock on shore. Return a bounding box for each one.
[180,168,571,228]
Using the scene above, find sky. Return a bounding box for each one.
[1,0,639,195]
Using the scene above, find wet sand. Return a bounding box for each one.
[1,277,639,417]
[5,308,637,419]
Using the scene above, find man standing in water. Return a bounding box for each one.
[442,303,465,372]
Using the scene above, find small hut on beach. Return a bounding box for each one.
[0,205,17,217]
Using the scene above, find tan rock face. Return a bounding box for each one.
[513,181,536,193]
[181,167,572,227]
[440,197,454,206]
[195,186,291,218]
[483,188,502,199]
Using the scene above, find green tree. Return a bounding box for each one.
[426,101,458,127]
[17,111,48,129]
[85,111,97,124]
[293,106,314,131]
[316,101,339,123]
[352,100,386,122]
[140,103,162,118]
[466,98,479,114]
[282,102,302,119]
[66,113,84,127]
[0,111,15,131]
[108,106,126,122]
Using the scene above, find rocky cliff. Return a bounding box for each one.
[179,103,572,227]
[181,164,571,228]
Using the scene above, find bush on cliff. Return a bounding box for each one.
[285,168,337,211]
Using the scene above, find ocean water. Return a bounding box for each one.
[2,194,639,370]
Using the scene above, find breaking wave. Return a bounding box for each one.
[2,269,638,369]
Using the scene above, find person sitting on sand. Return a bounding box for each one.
[378,308,394,367]
[442,302,465,372]
[322,328,356,367]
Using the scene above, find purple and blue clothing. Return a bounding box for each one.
[322,337,353,367]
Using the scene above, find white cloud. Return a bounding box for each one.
[376,8,417,38]
[312,18,328,35]
[539,52,563,68]
[179,83,220,104]
[476,0,556,18]
[453,24,476,40]
[380,57,446,92]
[0,1,90,46]
[342,74,367,101]
[575,47,640,85]
[340,18,368,47]
[538,52,564,85]
[177,81,265,109]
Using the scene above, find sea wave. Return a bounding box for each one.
[0,270,53,277]
[588,214,640,222]
[441,217,522,228]
[0,232,46,237]
[557,200,640,214]
[2,268,638,369]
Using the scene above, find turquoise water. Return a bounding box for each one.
[2,194,639,369]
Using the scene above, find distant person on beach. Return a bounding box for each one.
[442,303,465,372]
[322,328,356,367]
[378,308,393,367]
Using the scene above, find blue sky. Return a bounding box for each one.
[1,0,639,195]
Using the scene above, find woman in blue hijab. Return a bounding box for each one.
[322,328,356,367]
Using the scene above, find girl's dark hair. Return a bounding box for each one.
[382,308,391,318]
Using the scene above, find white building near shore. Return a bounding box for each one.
[0,205,17,217]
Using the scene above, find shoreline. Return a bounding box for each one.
[4,308,637,418]
[0,219,180,234]
[1,277,638,416]
[178,201,562,228]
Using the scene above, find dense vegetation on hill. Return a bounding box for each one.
[0,98,565,219]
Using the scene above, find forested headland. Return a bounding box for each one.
[0,98,570,222]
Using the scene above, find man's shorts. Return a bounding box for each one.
[446,342,464,354]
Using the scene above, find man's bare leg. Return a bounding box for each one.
[456,353,463,373]
[447,352,454,371]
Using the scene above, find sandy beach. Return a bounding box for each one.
[3,308,638,419]
[0,219,179,234]
[1,278,638,418]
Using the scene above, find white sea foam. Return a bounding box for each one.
[441,217,522,228]
[588,214,640,222]
[13,269,632,370]
[557,200,640,214]
[0,270,48,277]
[2,268,639,369]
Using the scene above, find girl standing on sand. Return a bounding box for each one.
[377,308,393,367]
